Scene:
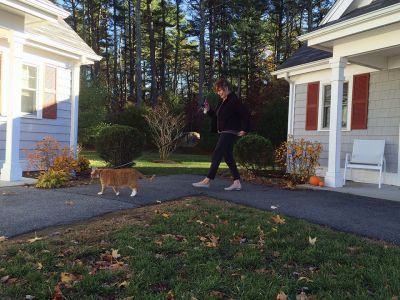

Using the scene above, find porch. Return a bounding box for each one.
[303,180,400,202]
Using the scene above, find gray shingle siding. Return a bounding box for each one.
[293,68,400,173]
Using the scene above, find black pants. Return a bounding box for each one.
[207,133,240,180]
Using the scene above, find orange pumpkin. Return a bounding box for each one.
[309,175,320,186]
[318,181,325,187]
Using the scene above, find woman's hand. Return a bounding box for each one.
[238,131,247,137]
[203,100,210,114]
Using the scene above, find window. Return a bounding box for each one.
[322,82,348,129]
[0,53,2,115]
[21,64,38,114]
[43,65,57,119]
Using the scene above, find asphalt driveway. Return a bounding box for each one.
[1,174,399,244]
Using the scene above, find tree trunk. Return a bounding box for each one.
[146,0,157,105]
[160,0,167,96]
[198,0,206,104]
[135,0,143,105]
[173,0,181,94]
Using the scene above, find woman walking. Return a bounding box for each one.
[192,78,250,191]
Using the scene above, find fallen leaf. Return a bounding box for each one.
[162,213,170,219]
[197,236,207,242]
[166,290,174,300]
[196,220,204,225]
[276,291,287,300]
[27,233,44,244]
[255,268,270,274]
[60,272,77,286]
[271,215,286,225]
[296,292,308,300]
[155,240,163,246]
[52,283,63,300]
[2,191,16,196]
[0,236,7,242]
[308,236,317,246]
[206,235,219,248]
[36,262,43,270]
[191,297,198,300]
[298,276,313,283]
[1,275,10,283]
[118,281,129,289]
[112,249,121,260]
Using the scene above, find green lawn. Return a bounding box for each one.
[82,150,228,176]
[1,198,399,299]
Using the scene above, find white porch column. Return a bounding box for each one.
[285,73,296,136]
[1,32,25,181]
[70,63,81,158]
[325,57,347,188]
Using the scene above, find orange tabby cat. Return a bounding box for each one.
[91,168,155,197]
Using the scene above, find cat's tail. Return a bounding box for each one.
[137,171,156,182]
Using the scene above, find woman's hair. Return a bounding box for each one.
[214,78,231,91]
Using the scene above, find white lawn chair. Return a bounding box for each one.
[343,139,386,188]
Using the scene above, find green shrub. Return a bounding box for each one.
[95,125,145,167]
[234,134,274,175]
[114,104,150,143]
[36,169,70,189]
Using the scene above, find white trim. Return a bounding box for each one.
[25,41,81,61]
[272,58,331,77]
[324,57,347,188]
[299,3,400,46]
[0,0,69,21]
[1,32,24,181]
[320,0,351,25]
[26,33,102,62]
[398,124,400,185]
[21,62,40,117]
[70,64,80,157]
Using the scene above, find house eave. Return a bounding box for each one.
[272,58,331,78]
[26,33,102,63]
[0,0,69,23]
[299,3,400,46]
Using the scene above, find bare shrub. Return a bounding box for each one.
[145,103,185,160]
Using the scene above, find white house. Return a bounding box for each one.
[273,0,400,188]
[0,0,101,181]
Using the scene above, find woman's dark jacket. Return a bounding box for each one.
[206,92,251,133]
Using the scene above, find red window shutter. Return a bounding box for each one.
[351,73,370,130]
[43,66,57,119]
[306,82,319,130]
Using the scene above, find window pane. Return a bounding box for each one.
[342,82,349,128]
[22,65,37,89]
[45,66,56,91]
[21,90,37,113]
[343,82,348,104]
[323,85,331,128]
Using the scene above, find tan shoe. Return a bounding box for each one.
[224,182,241,191]
[192,181,210,188]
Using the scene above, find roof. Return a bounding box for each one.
[276,0,400,72]
[317,0,400,30]
[276,45,332,71]
[26,18,101,61]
